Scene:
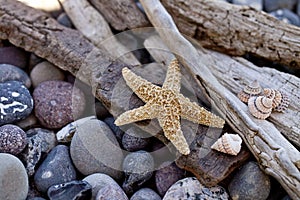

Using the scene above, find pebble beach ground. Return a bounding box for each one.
[0,0,299,199]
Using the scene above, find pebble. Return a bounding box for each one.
[20,128,57,176]
[104,116,124,144]
[122,127,151,151]
[47,180,92,200]
[95,101,110,119]
[0,153,28,200]
[130,188,162,200]
[30,61,65,88]
[122,150,154,194]
[57,12,74,28]
[298,0,300,16]
[33,80,86,129]
[228,161,271,200]
[0,46,28,68]
[0,64,31,88]
[0,124,27,155]
[232,0,262,10]
[34,145,77,193]
[264,0,297,12]
[96,185,129,200]
[28,53,43,71]
[269,9,300,26]
[0,81,34,125]
[70,119,123,179]
[15,114,38,130]
[163,177,229,200]
[155,162,185,196]
[28,198,47,200]
[83,173,128,200]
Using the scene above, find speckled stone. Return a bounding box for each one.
[83,173,128,200]
[130,188,161,200]
[33,80,86,129]
[47,180,92,200]
[96,184,129,200]
[228,161,271,200]
[264,0,297,12]
[0,64,31,88]
[122,150,154,195]
[20,128,57,176]
[122,127,151,152]
[163,177,229,200]
[0,46,28,68]
[269,9,300,26]
[57,12,73,28]
[232,0,262,10]
[155,162,185,196]
[104,116,124,144]
[30,61,65,88]
[0,81,34,125]
[0,153,28,200]
[70,119,123,180]
[34,145,77,193]
[0,124,27,155]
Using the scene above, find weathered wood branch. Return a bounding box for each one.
[59,0,140,65]
[139,0,300,199]
[161,0,300,69]
[88,0,149,30]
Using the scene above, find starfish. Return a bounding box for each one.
[115,59,225,155]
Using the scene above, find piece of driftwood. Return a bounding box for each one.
[88,0,149,30]
[59,0,140,65]
[145,35,300,148]
[161,0,300,69]
[139,0,300,199]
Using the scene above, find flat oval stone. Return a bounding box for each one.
[0,81,33,125]
[122,127,151,152]
[83,173,128,200]
[163,177,229,200]
[0,64,31,88]
[123,150,154,195]
[0,153,28,200]
[0,46,28,68]
[228,161,271,200]
[30,61,65,88]
[34,145,77,193]
[70,119,123,180]
[0,124,27,155]
[33,81,85,129]
[130,188,161,200]
[47,180,92,200]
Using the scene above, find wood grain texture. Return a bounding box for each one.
[161,0,300,69]
[88,0,149,30]
[140,0,300,199]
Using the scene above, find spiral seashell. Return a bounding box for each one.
[263,88,290,112]
[211,133,242,156]
[238,80,262,103]
[248,96,273,119]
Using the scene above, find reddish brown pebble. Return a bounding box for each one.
[33,81,86,129]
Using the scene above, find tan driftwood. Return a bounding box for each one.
[139,0,300,199]
[88,0,149,30]
[161,0,300,69]
[59,0,140,65]
[145,35,300,148]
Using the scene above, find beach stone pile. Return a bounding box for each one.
[0,1,293,200]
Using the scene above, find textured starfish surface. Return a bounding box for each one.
[115,59,225,155]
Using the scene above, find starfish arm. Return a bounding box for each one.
[158,111,190,155]
[178,94,225,128]
[122,67,161,102]
[162,59,181,93]
[114,103,157,126]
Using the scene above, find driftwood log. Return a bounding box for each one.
[88,0,149,30]
[161,0,300,69]
[139,0,300,199]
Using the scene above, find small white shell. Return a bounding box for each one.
[248,96,273,119]
[211,133,242,156]
[263,88,290,112]
[238,80,262,103]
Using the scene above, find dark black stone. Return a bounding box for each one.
[47,180,92,200]
[34,145,77,193]
[104,117,124,144]
[0,81,33,125]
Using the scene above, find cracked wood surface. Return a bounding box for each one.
[88,0,149,30]
[161,0,300,69]
[140,0,300,199]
